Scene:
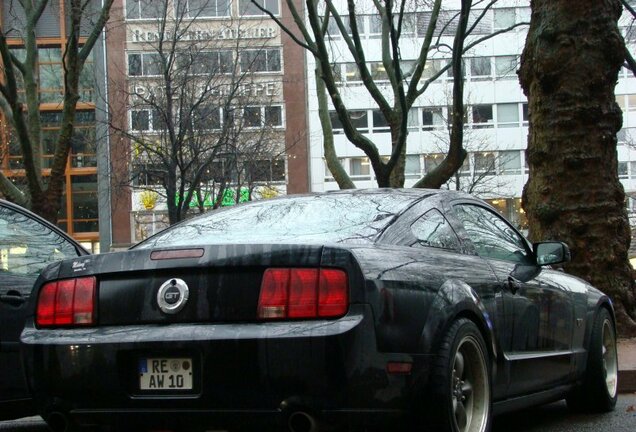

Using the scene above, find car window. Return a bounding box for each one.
[410,209,460,251]
[454,204,531,264]
[0,205,79,294]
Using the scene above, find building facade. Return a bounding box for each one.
[0,0,109,252]
[109,0,309,245]
[305,0,636,231]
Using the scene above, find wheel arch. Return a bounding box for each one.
[418,279,498,365]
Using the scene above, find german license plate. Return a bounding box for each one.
[139,357,193,390]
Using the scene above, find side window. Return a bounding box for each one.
[410,209,461,251]
[0,206,78,293]
[454,204,530,263]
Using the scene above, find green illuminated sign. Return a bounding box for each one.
[179,188,250,208]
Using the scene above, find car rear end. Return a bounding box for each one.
[21,244,416,432]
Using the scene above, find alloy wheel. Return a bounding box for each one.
[451,335,490,432]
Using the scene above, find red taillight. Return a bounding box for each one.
[36,277,97,327]
[257,268,348,320]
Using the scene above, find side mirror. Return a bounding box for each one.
[534,242,571,266]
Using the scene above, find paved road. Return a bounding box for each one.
[1,394,635,431]
[493,394,636,432]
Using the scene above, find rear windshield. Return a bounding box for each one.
[135,193,418,248]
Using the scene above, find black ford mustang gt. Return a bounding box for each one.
[21,189,618,432]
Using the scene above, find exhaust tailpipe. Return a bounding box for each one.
[288,411,318,432]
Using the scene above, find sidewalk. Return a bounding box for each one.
[618,338,636,393]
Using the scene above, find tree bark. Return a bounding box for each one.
[519,0,636,334]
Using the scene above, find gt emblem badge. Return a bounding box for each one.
[157,278,189,314]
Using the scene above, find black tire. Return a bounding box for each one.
[566,308,618,413]
[417,318,492,432]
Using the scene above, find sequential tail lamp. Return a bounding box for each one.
[36,276,97,327]
[257,268,348,320]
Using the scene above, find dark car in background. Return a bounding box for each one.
[0,199,88,420]
[21,189,618,432]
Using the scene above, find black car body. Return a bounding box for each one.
[0,199,88,420]
[21,190,618,432]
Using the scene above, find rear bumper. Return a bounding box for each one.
[21,305,431,431]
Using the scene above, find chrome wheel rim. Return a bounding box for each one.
[451,335,490,432]
[602,319,618,398]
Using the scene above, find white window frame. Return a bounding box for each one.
[239,49,282,74]
[125,0,167,20]
[181,0,231,19]
[239,0,281,17]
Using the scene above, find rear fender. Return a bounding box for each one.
[418,279,497,362]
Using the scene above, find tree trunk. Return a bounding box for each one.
[519,0,636,335]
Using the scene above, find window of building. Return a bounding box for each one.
[474,152,496,174]
[447,59,466,80]
[345,62,362,82]
[324,158,345,181]
[265,106,283,127]
[349,110,369,132]
[628,94,636,111]
[407,108,420,129]
[243,106,262,127]
[470,57,491,79]
[458,156,471,176]
[132,163,165,186]
[494,8,515,30]
[191,51,233,74]
[39,111,97,169]
[329,110,369,133]
[126,0,165,19]
[472,105,494,127]
[617,95,627,112]
[368,14,382,36]
[239,0,279,16]
[447,105,469,124]
[181,0,231,18]
[619,161,629,179]
[70,175,99,233]
[128,52,162,76]
[399,13,417,37]
[245,159,285,182]
[422,107,444,130]
[467,9,493,35]
[240,106,284,128]
[495,56,517,78]
[422,59,443,80]
[130,109,165,132]
[405,155,421,177]
[326,15,353,38]
[497,103,520,127]
[499,151,522,175]
[38,48,63,102]
[370,62,388,81]
[372,110,390,132]
[424,154,444,173]
[192,105,221,130]
[329,111,344,133]
[522,103,529,125]
[240,49,281,73]
[350,157,371,178]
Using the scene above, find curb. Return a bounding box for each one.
[618,370,636,393]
